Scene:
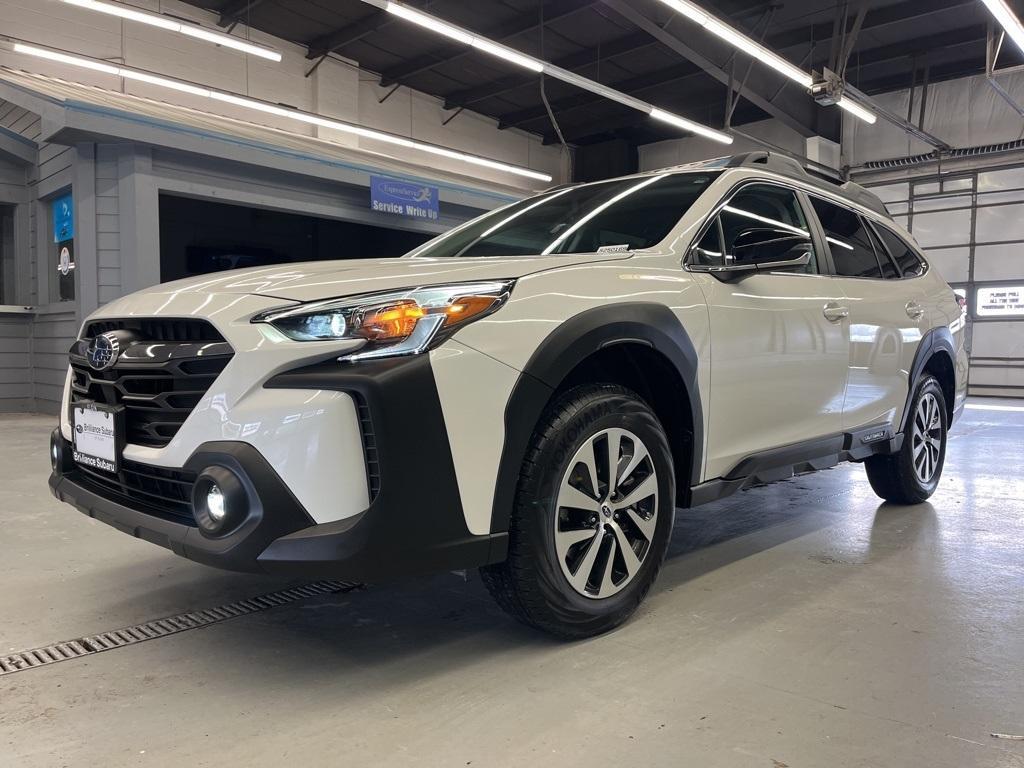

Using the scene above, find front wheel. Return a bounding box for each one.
[865,375,947,504]
[480,384,675,639]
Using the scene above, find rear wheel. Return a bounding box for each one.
[481,385,675,639]
[865,375,947,504]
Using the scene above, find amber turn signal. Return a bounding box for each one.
[442,295,499,327]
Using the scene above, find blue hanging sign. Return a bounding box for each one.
[370,176,439,221]
[53,192,74,243]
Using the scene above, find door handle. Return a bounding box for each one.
[906,301,925,320]
[823,302,849,322]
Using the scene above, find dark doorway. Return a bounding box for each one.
[159,194,432,282]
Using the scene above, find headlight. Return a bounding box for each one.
[252,280,514,362]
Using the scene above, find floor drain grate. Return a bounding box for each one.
[0,580,360,677]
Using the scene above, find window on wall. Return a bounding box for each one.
[48,191,75,303]
[0,205,14,304]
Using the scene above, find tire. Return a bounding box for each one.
[864,375,947,504]
[480,384,675,639]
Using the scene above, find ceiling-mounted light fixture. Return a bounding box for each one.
[835,96,877,125]
[367,0,733,144]
[9,41,552,181]
[810,68,878,125]
[385,4,543,71]
[652,0,878,126]
[652,0,813,88]
[980,0,1024,55]
[59,0,282,61]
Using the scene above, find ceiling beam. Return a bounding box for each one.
[852,56,988,96]
[444,0,974,115]
[499,62,700,129]
[217,0,267,27]
[442,30,654,110]
[379,0,595,87]
[305,1,428,59]
[540,88,768,145]
[520,24,987,141]
[600,0,826,139]
[838,25,987,74]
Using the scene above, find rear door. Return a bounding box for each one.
[692,182,850,480]
[808,196,927,432]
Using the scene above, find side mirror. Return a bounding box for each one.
[689,227,812,281]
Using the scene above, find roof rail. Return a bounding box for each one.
[727,151,889,217]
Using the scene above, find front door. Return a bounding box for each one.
[692,183,850,480]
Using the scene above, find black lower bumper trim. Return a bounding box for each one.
[51,430,506,580]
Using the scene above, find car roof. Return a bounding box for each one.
[543,151,890,220]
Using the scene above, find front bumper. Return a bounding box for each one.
[50,352,509,580]
[51,433,505,579]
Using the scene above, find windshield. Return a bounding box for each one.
[407,172,718,258]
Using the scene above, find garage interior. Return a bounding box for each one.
[1,0,1023,765]
[158,194,430,281]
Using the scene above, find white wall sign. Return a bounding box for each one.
[977,285,1024,317]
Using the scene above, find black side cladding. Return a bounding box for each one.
[490,303,703,534]
[262,353,507,578]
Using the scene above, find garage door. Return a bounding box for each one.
[868,165,1024,398]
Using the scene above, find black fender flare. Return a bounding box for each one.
[899,325,956,433]
[489,302,703,534]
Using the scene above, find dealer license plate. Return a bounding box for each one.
[72,403,124,473]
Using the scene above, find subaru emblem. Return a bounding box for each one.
[86,332,120,372]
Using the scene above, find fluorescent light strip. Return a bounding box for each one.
[650,107,732,144]
[542,174,668,254]
[652,0,877,126]
[653,0,812,88]
[10,42,551,182]
[981,0,1024,56]
[60,0,282,61]
[377,1,732,144]
[384,4,542,71]
[836,96,877,125]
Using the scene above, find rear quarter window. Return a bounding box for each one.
[874,224,926,277]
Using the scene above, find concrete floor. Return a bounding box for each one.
[1,403,1022,768]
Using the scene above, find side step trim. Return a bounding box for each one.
[687,423,899,508]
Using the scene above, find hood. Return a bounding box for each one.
[139,254,627,303]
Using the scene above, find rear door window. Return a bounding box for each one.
[810,197,883,278]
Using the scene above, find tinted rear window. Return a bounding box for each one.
[875,224,926,277]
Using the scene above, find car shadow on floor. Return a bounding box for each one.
[36,472,942,693]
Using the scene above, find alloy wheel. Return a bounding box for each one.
[912,392,943,484]
[553,428,659,599]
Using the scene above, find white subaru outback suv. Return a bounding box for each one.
[50,152,967,638]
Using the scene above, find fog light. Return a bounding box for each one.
[192,466,248,537]
[206,485,226,521]
[50,429,63,472]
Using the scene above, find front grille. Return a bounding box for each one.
[84,318,225,343]
[72,459,197,526]
[69,319,233,448]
